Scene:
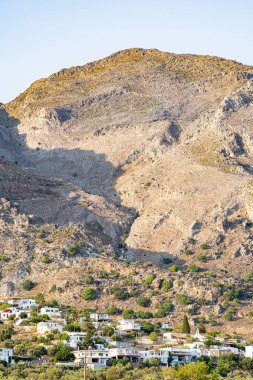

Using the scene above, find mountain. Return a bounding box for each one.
[1,48,253,335]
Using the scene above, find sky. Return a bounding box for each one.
[1,0,253,103]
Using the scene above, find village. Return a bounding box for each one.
[0,295,252,372]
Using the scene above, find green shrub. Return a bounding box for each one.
[224,309,234,321]
[176,293,192,305]
[188,264,200,272]
[82,288,97,300]
[21,279,35,291]
[144,275,155,286]
[143,262,153,268]
[161,279,173,291]
[141,322,155,334]
[122,309,136,319]
[136,311,153,319]
[136,297,151,307]
[200,243,211,250]
[105,305,121,315]
[84,274,94,284]
[169,265,179,272]
[112,288,128,300]
[198,254,207,262]
[66,242,81,256]
[42,255,51,264]
[0,255,8,261]
[161,298,173,312]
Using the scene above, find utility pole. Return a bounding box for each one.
[83,350,87,380]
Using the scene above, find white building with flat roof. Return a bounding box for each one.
[117,319,141,333]
[37,321,64,334]
[18,299,37,310]
[0,348,13,364]
[74,349,109,370]
[40,307,61,318]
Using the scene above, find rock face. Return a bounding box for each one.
[1,48,253,334]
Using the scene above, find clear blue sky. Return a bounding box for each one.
[1,0,253,103]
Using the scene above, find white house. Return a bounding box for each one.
[0,297,21,306]
[0,308,17,320]
[74,349,109,370]
[162,332,188,344]
[245,346,253,359]
[139,350,159,363]
[117,319,141,333]
[37,321,65,334]
[40,307,61,318]
[18,299,37,310]
[90,313,109,322]
[159,347,200,365]
[66,332,87,349]
[0,348,14,364]
[109,348,140,363]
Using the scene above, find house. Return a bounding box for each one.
[0,297,21,306]
[40,307,61,318]
[90,313,109,322]
[117,319,141,333]
[0,348,14,364]
[74,349,109,370]
[0,308,17,320]
[204,346,240,359]
[163,332,188,344]
[66,332,87,348]
[110,340,131,348]
[161,323,169,330]
[159,347,200,365]
[245,346,253,359]
[139,349,159,363]
[37,321,65,334]
[18,299,37,310]
[109,348,140,363]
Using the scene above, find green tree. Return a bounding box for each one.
[181,314,191,334]
[52,344,75,362]
[217,354,238,376]
[21,279,35,291]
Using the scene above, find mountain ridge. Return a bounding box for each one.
[1,48,253,335]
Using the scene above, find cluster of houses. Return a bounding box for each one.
[0,296,253,369]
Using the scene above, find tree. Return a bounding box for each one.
[217,354,238,376]
[102,326,114,337]
[149,332,158,342]
[181,314,191,334]
[165,361,211,380]
[52,344,75,362]
[64,323,81,332]
[21,279,35,291]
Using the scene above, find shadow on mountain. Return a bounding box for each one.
[0,107,172,260]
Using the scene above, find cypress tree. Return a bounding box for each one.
[182,314,191,334]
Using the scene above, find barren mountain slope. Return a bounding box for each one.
[1,48,253,335]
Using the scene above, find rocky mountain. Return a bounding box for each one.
[1,48,253,335]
